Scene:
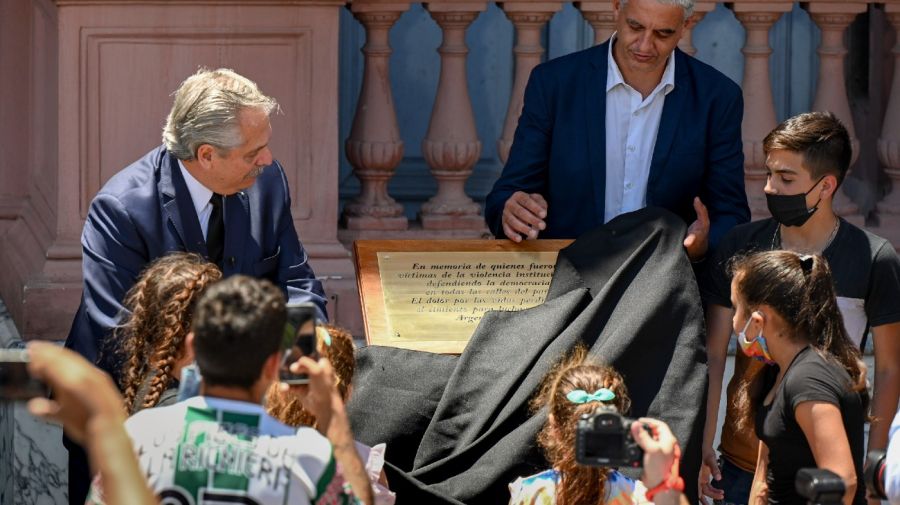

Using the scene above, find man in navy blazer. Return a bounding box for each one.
[485,0,749,260]
[63,68,327,503]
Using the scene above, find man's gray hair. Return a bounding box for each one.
[163,68,278,161]
[621,0,694,19]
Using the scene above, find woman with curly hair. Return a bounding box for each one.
[117,252,221,414]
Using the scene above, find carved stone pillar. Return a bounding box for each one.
[804,1,866,223]
[730,2,791,219]
[420,2,487,230]
[497,2,561,164]
[576,2,616,45]
[876,5,900,244]
[342,2,411,231]
[677,2,716,56]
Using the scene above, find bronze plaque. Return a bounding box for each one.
[354,240,572,354]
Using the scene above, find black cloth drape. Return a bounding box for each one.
[347,208,708,504]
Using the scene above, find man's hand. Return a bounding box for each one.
[699,446,724,504]
[26,342,125,444]
[501,191,548,242]
[684,197,710,262]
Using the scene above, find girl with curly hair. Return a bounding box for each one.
[117,252,221,414]
[266,324,395,505]
[510,346,685,505]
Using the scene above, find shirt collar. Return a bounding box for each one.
[606,32,677,96]
[178,159,215,217]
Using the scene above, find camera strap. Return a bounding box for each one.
[643,442,685,502]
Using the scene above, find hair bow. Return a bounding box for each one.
[314,325,332,347]
[566,388,615,404]
[799,255,814,274]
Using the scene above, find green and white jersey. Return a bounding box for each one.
[119,396,356,505]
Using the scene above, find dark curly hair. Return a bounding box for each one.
[192,275,286,389]
[530,345,632,505]
[118,252,221,413]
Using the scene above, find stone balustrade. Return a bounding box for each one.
[0,0,895,344]
[339,0,895,243]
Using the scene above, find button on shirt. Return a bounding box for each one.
[178,160,215,240]
[604,33,676,223]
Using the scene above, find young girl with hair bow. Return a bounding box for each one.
[510,346,687,505]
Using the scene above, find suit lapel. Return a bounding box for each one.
[221,191,250,276]
[586,43,609,226]
[647,49,688,205]
[160,153,207,255]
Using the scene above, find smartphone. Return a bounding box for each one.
[176,362,202,402]
[0,349,50,401]
[280,303,319,385]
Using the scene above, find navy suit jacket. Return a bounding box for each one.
[65,146,327,375]
[485,42,750,248]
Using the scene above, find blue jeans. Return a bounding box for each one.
[711,457,755,505]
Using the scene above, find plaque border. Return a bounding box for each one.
[353,239,573,354]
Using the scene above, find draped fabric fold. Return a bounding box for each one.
[347,207,708,504]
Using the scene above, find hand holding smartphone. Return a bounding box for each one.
[280,303,320,385]
[0,349,50,401]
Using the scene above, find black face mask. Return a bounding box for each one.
[766,177,825,227]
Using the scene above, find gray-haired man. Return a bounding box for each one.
[63,68,326,504]
[485,0,748,261]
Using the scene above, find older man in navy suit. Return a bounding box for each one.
[486,0,749,260]
[63,68,326,504]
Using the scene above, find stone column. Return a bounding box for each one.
[420,2,487,230]
[876,3,900,245]
[576,1,616,45]
[678,2,716,56]
[342,2,411,231]
[497,1,561,164]
[730,2,792,219]
[804,1,866,224]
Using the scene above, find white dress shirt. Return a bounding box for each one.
[604,33,676,224]
[178,160,215,240]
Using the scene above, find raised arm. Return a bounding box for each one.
[273,162,328,320]
[485,65,552,240]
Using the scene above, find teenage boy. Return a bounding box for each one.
[90,276,373,505]
[699,112,900,504]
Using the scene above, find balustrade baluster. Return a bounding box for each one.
[343,2,411,231]
[497,1,561,164]
[876,3,900,244]
[803,0,866,225]
[576,1,616,45]
[678,2,716,56]
[420,2,488,230]
[730,2,792,219]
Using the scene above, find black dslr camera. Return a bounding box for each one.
[575,406,643,468]
[863,450,887,501]
[795,468,845,505]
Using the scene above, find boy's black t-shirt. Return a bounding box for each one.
[703,217,900,347]
[755,346,866,505]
